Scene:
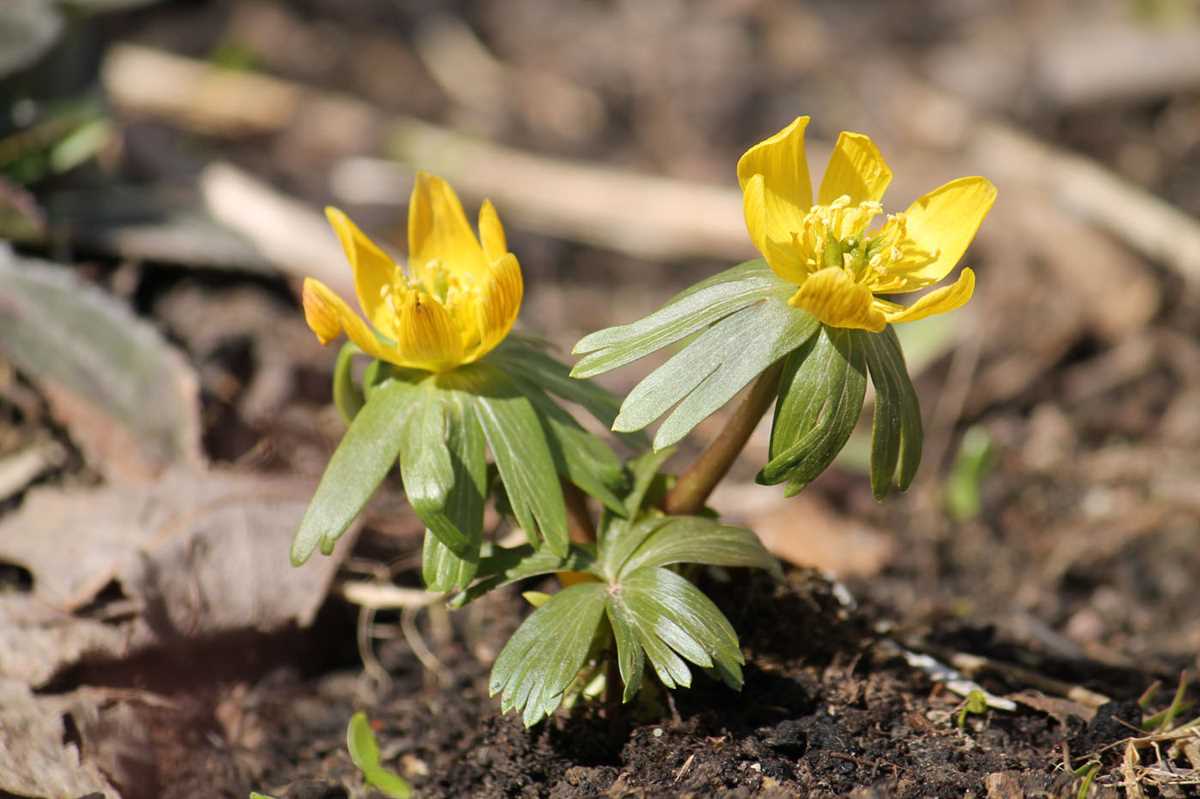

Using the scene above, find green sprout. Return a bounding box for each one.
[250,712,411,799]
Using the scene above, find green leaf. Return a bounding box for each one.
[759,326,867,491]
[292,378,419,565]
[613,297,819,450]
[346,711,381,770]
[467,366,569,557]
[599,516,672,582]
[332,343,365,423]
[571,260,785,378]
[616,567,744,690]
[419,392,488,591]
[249,793,277,799]
[489,582,608,727]
[605,598,645,702]
[615,516,781,579]
[346,712,412,799]
[511,377,626,515]
[449,544,596,608]
[489,337,630,435]
[622,447,678,519]
[879,326,923,491]
[397,388,470,556]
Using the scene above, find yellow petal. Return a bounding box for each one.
[393,290,465,372]
[407,171,488,286]
[790,267,886,332]
[736,116,813,246]
[478,199,507,263]
[817,131,893,206]
[876,267,974,325]
[898,177,996,284]
[466,253,524,362]
[325,207,401,337]
[301,278,394,362]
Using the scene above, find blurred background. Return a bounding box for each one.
[2,0,1200,791]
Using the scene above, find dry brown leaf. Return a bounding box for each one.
[748,493,896,578]
[0,595,131,686]
[0,680,117,798]
[0,469,358,684]
[1010,689,1098,724]
[0,248,204,482]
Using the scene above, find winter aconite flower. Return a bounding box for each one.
[292,173,627,592]
[739,116,996,332]
[302,171,523,372]
[574,116,996,498]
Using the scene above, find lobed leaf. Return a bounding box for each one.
[397,389,472,556]
[489,337,633,440]
[604,599,646,702]
[615,516,781,579]
[332,342,365,423]
[571,260,786,378]
[598,516,672,582]
[449,544,597,608]
[759,326,867,492]
[510,376,627,515]
[467,366,570,557]
[489,582,609,727]
[419,391,488,591]
[292,378,419,565]
[877,326,923,491]
[613,298,819,450]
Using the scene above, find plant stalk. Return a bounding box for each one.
[563,481,596,543]
[662,359,784,516]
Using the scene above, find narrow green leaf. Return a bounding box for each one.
[572,260,786,378]
[858,327,924,497]
[511,377,626,515]
[292,378,418,565]
[397,389,470,556]
[858,331,901,499]
[610,588,691,689]
[346,712,411,799]
[488,338,631,436]
[448,544,597,607]
[623,447,678,518]
[652,302,818,450]
[249,793,277,799]
[346,711,380,770]
[616,516,781,579]
[468,366,569,556]
[759,326,867,490]
[612,298,819,450]
[599,516,670,581]
[419,392,488,591]
[604,600,645,702]
[332,342,365,423]
[621,567,744,689]
[489,582,608,727]
[880,326,923,490]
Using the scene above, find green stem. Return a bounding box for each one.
[662,360,784,516]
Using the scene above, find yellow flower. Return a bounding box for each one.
[738,116,996,332]
[302,172,523,372]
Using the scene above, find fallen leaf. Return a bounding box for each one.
[0,595,131,686]
[715,489,897,575]
[0,680,117,798]
[0,469,358,683]
[0,247,204,481]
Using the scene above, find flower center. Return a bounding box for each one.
[791,195,937,290]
